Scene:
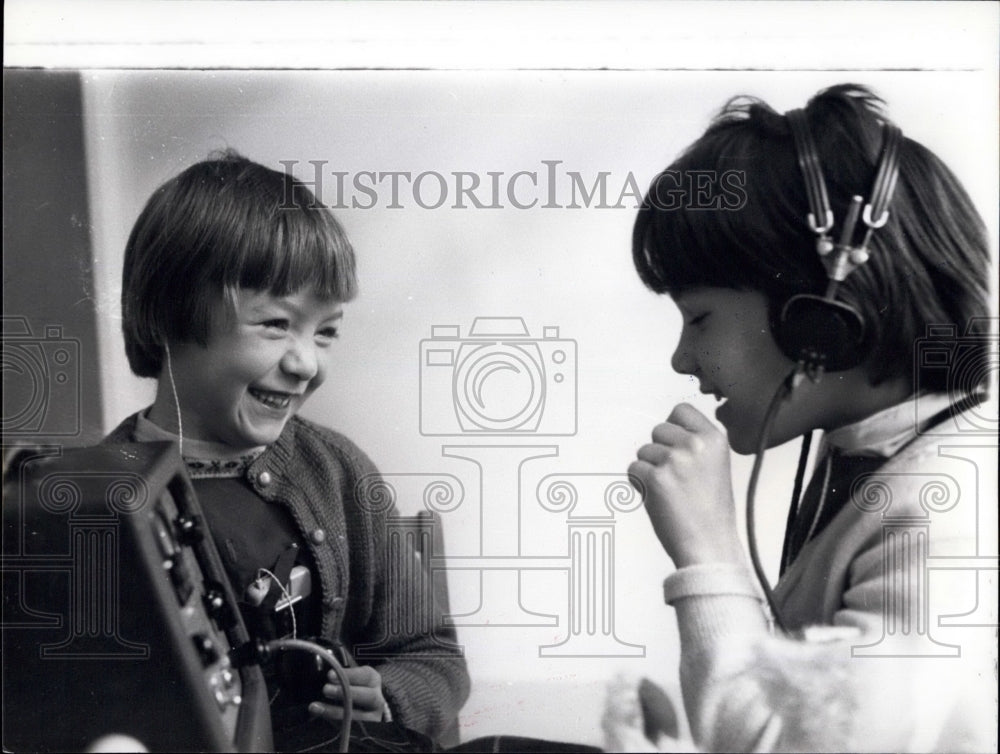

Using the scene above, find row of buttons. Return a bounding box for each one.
[255,470,327,544]
[255,468,347,608]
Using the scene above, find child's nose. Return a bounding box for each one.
[670,337,697,375]
[280,337,320,381]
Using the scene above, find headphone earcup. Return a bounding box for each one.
[774,294,867,372]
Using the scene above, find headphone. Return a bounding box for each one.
[772,108,902,377]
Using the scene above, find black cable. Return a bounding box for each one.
[745,367,802,635]
[788,432,813,529]
[779,432,814,577]
[266,638,354,754]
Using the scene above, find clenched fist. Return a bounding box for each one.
[629,403,744,568]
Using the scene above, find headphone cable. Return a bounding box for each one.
[779,432,814,577]
[745,366,803,635]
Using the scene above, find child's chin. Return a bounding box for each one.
[724,424,760,456]
[729,424,797,456]
[728,436,758,456]
[238,418,289,447]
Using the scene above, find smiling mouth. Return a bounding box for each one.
[249,388,293,410]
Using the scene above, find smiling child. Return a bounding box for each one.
[106,151,469,750]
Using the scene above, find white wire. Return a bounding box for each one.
[164,343,184,458]
[255,567,297,640]
[266,638,353,754]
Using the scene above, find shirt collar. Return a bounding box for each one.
[822,392,955,458]
[135,410,266,478]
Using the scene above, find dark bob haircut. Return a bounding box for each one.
[122,150,358,378]
[633,84,991,393]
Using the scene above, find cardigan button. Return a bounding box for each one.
[258,471,273,486]
[310,528,326,544]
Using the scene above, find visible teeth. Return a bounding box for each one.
[250,389,291,409]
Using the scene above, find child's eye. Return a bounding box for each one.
[262,319,290,331]
[316,326,340,341]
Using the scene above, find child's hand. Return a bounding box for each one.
[629,403,744,568]
[309,665,389,723]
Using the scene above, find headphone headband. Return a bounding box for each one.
[775,108,904,376]
[786,108,903,279]
[863,123,902,229]
[786,109,834,240]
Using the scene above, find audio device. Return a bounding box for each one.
[2,441,272,752]
[774,108,901,376]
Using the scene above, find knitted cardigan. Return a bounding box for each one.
[663,406,997,752]
[105,413,470,741]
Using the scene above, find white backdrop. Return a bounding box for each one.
[76,68,998,744]
[6,0,996,746]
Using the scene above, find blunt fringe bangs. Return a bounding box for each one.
[122,150,358,377]
[633,84,991,393]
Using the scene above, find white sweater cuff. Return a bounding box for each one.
[663,562,763,604]
[664,563,770,646]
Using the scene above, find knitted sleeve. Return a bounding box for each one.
[361,536,471,742]
[321,427,471,742]
[661,562,771,745]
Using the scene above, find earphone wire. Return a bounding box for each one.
[164,343,184,458]
[256,567,297,640]
[745,366,802,635]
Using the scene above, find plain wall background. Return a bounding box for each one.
[74,68,998,744]
[2,71,104,445]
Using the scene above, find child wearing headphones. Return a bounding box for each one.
[106,152,469,750]
[628,85,996,751]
